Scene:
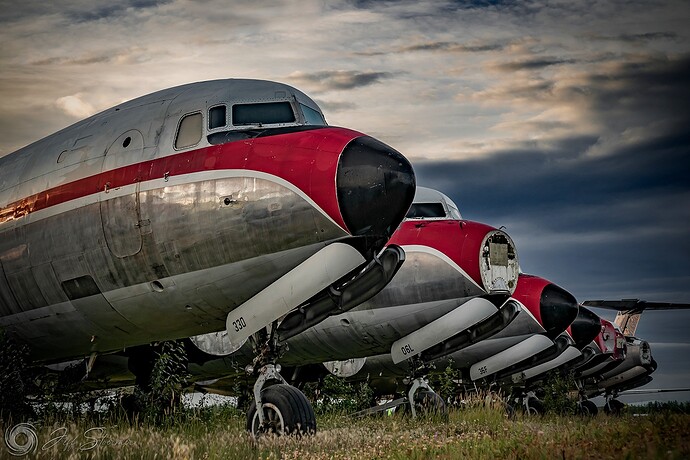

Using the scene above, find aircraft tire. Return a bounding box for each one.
[603,399,625,415]
[416,390,447,417]
[399,390,447,417]
[246,384,316,436]
[525,396,545,416]
[578,400,598,416]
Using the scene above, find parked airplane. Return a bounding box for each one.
[56,187,525,426]
[574,300,690,413]
[0,79,416,433]
[180,189,583,419]
[318,271,594,414]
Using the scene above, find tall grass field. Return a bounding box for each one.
[2,402,688,459]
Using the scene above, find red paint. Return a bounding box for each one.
[513,273,550,326]
[0,127,363,231]
[388,219,499,289]
[594,319,616,354]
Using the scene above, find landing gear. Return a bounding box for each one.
[578,399,598,416]
[517,391,544,416]
[247,383,316,436]
[603,397,625,415]
[406,378,446,417]
[245,324,316,436]
[525,396,545,415]
[399,358,446,418]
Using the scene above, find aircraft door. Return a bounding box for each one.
[100,130,146,258]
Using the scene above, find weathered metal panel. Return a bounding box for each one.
[0,259,20,316]
[101,192,143,258]
[6,269,48,311]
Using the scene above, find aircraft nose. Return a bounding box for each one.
[336,136,415,240]
[569,306,602,349]
[540,283,579,338]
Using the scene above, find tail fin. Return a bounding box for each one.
[582,299,690,336]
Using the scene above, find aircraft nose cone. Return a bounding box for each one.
[540,283,579,338]
[336,136,415,240]
[569,306,602,350]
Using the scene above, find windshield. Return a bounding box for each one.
[300,103,327,125]
[405,203,447,219]
[232,101,296,126]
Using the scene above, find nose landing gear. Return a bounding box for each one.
[245,324,316,437]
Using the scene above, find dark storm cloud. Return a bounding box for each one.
[355,40,506,56]
[493,57,578,71]
[288,70,396,91]
[589,32,679,43]
[0,0,171,23]
[411,52,690,306]
[65,0,172,23]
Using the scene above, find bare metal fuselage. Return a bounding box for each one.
[0,79,415,363]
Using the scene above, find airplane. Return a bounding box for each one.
[573,299,690,414]
[163,188,585,419]
[315,271,597,415]
[477,300,689,415]
[49,186,527,426]
[0,78,417,434]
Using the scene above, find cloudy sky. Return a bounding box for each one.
[1,0,689,401]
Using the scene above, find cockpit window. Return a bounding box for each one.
[232,101,295,126]
[405,203,447,219]
[300,103,326,125]
[446,202,462,220]
[209,105,226,129]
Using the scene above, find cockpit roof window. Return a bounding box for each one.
[209,105,226,130]
[232,101,295,126]
[300,103,326,125]
[405,203,447,219]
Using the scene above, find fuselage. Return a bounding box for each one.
[0,79,415,363]
[167,188,523,388]
[315,272,581,394]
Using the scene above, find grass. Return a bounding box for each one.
[2,402,689,459]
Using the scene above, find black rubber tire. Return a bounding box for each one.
[403,390,446,417]
[603,399,625,415]
[525,396,545,416]
[578,400,598,416]
[246,384,316,436]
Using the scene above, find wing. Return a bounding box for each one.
[582,299,690,312]
[582,299,690,336]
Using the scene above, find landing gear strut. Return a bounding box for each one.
[603,394,625,415]
[245,323,316,436]
[403,358,446,418]
[511,390,544,416]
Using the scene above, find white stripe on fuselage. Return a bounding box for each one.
[403,245,543,327]
[0,169,344,233]
[401,244,485,292]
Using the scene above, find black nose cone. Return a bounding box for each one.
[570,306,602,350]
[336,136,415,238]
[540,283,579,338]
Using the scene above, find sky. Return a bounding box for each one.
[1,0,689,401]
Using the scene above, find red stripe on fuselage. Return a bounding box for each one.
[0,127,361,230]
[388,219,497,289]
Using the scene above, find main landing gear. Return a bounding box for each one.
[245,323,316,437]
[404,376,446,418]
[399,358,446,418]
[603,394,625,415]
[507,390,544,416]
[578,399,598,416]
